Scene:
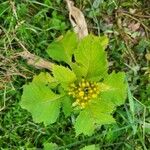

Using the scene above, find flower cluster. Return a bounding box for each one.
[68,79,100,108]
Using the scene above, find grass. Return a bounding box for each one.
[0,0,150,149]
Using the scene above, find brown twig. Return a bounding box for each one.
[15,38,53,71]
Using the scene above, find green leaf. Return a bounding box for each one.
[90,98,115,114]
[80,145,98,150]
[99,36,109,48]
[26,148,36,150]
[52,65,76,89]
[74,72,126,136]
[100,72,127,106]
[44,142,58,150]
[47,31,78,63]
[32,72,59,89]
[75,98,115,136]
[72,34,108,81]
[20,72,63,125]
[62,96,72,117]
[32,72,54,84]
[89,99,115,124]
[61,31,78,56]
[47,42,69,63]
[75,109,95,136]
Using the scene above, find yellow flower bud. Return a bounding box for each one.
[93,88,97,91]
[78,88,82,91]
[85,82,90,87]
[79,91,84,97]
[84,96,88,100]
[79,83,82,87]
[76,99,80,103]
[91,84,95,88]
[81,83,86,87]
[89,89,93,93]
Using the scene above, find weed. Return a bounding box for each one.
[0,0,150,149]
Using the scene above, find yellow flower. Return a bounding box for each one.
[68,78,101,109]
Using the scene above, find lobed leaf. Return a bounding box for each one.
[74,109,95,136]
[72,34,108,81]
[75,98,115,136]
[20,72,63,125]
[100,72,127,106]
[47,31,78,63]
[52,65,77,89]
[62,96,73,117]
[47,42,69,63]
[32,72,56,85]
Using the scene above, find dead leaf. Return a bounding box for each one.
[65,0,88,39]
[128,22,140,32]
[129,8,136,14]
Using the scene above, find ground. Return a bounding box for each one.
[0,0,150,149]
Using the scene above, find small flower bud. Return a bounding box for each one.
[78,88,82,91]
[89,89,93,93]
[84,96,88,100]
[85,82,90,87]
[79,91,84,97]
[93,88,97,91]
[81,83,86,87]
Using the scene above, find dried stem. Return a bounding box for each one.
[16,38,53,71]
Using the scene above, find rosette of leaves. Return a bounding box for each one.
[20,31,127,136]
